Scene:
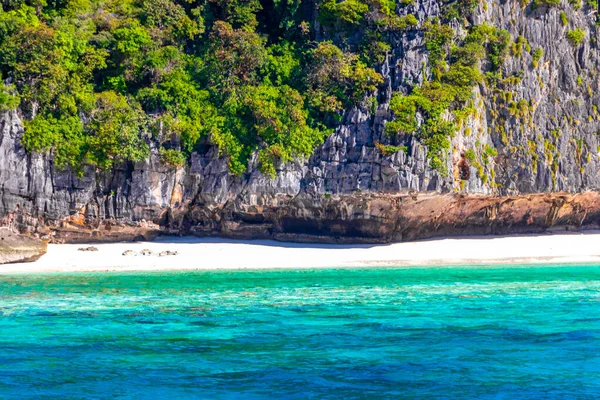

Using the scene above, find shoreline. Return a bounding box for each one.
[1,231,600,274]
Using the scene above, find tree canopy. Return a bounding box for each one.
[0,0,385,176]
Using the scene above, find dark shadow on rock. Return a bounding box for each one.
[152,235,384,250]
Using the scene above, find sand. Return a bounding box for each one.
[1,231,600,274]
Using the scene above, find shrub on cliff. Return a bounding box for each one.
[319,0,369,27]
[567,28,585,46]
[0,78,19,111]
[386,22,509,174]
[306,41,383,118]
[159,148,187,167]
[533,0,562,6]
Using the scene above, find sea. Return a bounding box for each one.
[1,265,600,398]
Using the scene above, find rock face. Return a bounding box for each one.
[1,0,600,244]
[0,229,47,264]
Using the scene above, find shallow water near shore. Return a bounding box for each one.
[1,266,600,398]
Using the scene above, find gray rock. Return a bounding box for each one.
[78,246,98,252]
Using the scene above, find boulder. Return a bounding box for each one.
[78,246,98,252]
[0,229,47,264]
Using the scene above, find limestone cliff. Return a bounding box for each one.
[1,0,600,243]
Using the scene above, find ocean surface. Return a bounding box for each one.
[1,266,600,399]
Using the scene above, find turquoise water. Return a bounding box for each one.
[1,266,600,398]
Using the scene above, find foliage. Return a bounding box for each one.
[560,11,568,26]
[319,0,416,32]
[533,0,561,6]
[159,148,187,167]
[386,93,419,135]
[375,142,407,156]
[242,83,326,176]
[318,0,369,27]
[0,81,20,111]
[465,148,476,162]
[318,0,418,72]
[209,0,262,30]
[0,0,513,180]
[531,47,544,67]
[22,114,85,170]
[567,28,585,46]
[463,23,510,71]
[361,31,392,65]
[1,0,383,177]
[306,42,383,117]
[203,21,267,95]
[424,20,454,79]
[387,22,510,173]
[85,91,149,169]
[138,66,220,154]
[442,0,479,21]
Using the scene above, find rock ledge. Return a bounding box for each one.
[0,229,47,265]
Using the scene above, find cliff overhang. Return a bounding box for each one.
[27,191,600,245]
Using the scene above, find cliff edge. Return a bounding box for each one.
[1,0,600,244]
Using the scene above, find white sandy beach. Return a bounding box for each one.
[1,231,600,274]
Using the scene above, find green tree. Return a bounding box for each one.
[85,91,149,169]
[242,83,326,176]
[203,21,267,95]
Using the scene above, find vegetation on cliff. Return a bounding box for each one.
[0,0,383,176]
[386,21,510,172]
[0,0,594,180]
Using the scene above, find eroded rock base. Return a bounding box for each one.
[10,192,600,245]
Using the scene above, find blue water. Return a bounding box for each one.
[1,266,600,398]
